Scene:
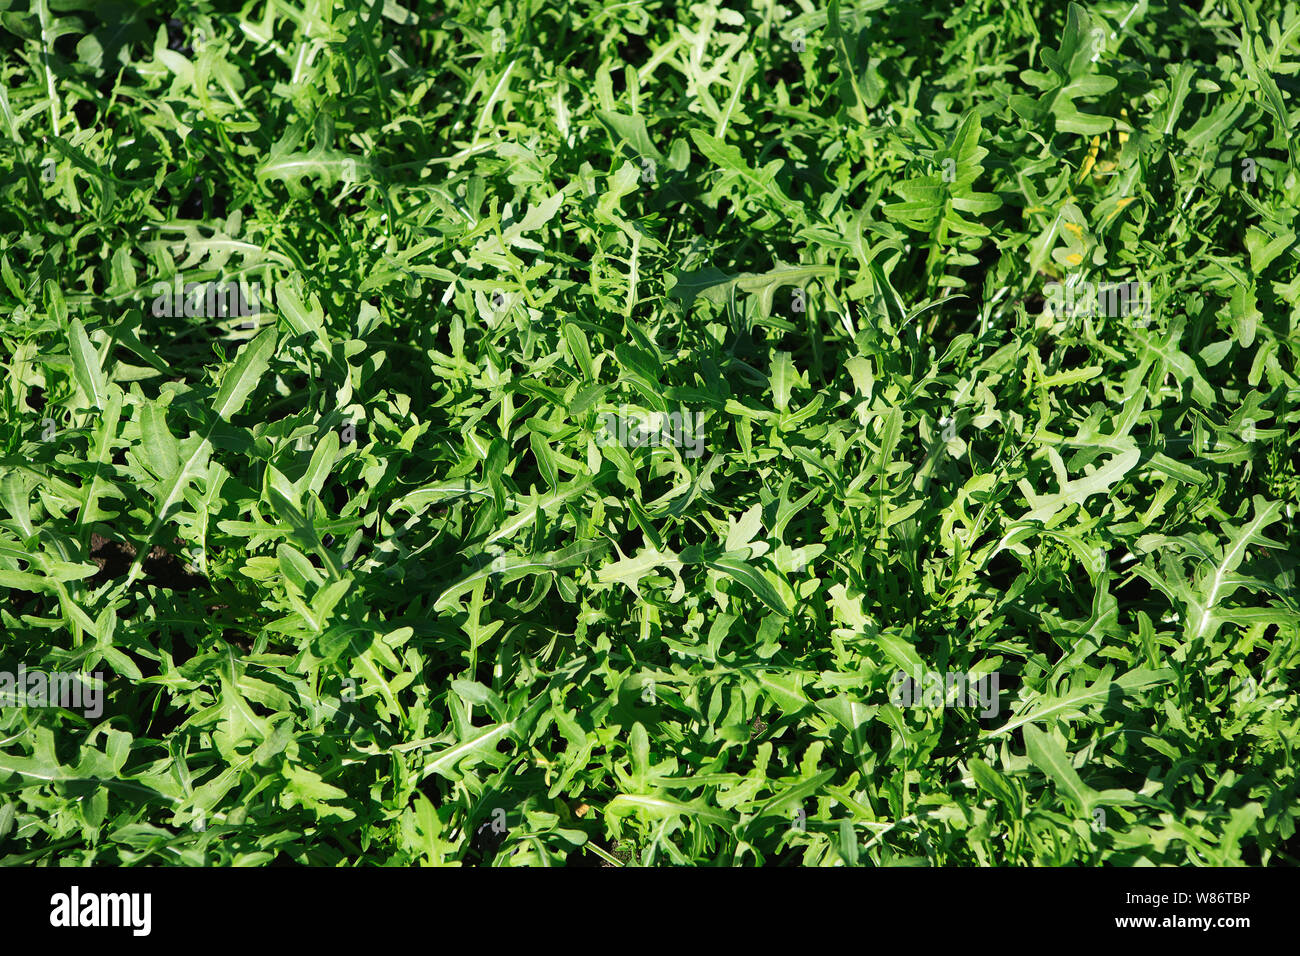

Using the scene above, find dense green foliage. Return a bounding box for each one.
[1,0,1298,866]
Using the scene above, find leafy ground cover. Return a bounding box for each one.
[0,0,1298,866]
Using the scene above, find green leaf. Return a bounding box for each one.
[212,328,277,421]
[1023,725,1098,813]
[67,318,108,411]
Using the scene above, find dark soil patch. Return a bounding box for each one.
[90,532,208,591]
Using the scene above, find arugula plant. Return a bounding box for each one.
[0,0,1297,866]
